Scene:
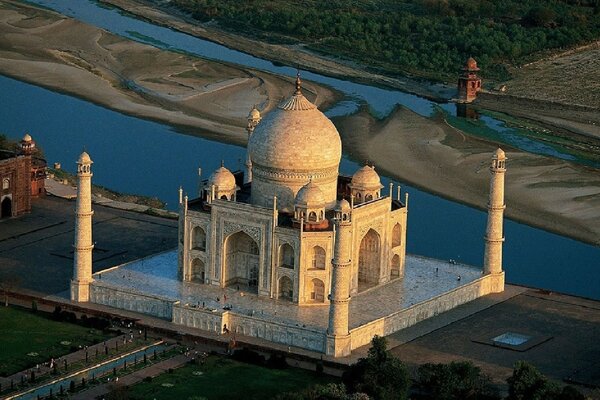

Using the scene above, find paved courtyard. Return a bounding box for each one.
[0,196,178,294]
[96,250,483,330]
[390,290,600,388]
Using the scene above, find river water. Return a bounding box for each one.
[3,0,598,300]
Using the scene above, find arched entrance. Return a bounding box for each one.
[1,197,12,218]
[224,231,259,293]
[278,276,293,301]
[308,278,325,303]
[358,229,381,292]
[310,246,326,270]
[191,258,205,283]
[192,226,206,251]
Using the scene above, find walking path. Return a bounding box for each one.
[70,354,190,400]
[0,333,140,389]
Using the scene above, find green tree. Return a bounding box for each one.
[417,361,500,400]
[343,336,409,400]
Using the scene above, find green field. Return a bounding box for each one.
[0,306,111,376]
[128,356,336,400]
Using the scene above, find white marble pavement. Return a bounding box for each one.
[94,250,483,331]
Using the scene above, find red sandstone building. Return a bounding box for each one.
[458,57,482,103]
[0,134,46,218]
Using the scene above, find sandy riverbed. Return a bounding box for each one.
[1,1,599,246]
[334,107,600,245]
[0,0,339,146]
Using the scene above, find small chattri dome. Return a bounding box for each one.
[335,198,351,212]
[295,180,325,207]
[209,165,236,191]
[78,151,92,164]
[465,57,479,71]
[351,165,383,189]
[22,133,32,142]
[494,148,506,159]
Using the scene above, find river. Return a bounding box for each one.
[2,0,598,300]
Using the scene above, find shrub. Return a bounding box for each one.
[231,348,266,366]
[266,352,288,369]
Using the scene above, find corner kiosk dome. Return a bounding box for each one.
[248,74,342,211]
[493,147,506,160]
[350,165,382,190]
[209,165,236,191]
[77,151,92,164]
[22,133,32,142]
[295,180,326,207]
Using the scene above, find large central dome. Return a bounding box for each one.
[248,79,342,211]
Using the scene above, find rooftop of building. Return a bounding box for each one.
[186,172,404,231]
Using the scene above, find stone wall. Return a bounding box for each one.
[0,153,31,216]
[349,273,503,350]
[174,304,327,352]
[90,283,175,319]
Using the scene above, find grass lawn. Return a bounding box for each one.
[0,306,112,376]
[128,356,338,400]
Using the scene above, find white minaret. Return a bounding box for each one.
[483,148,506,292]
[326,199,352,357]
[244,106,261,184]
[71,151,94,302]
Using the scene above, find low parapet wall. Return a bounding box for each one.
[173,304,327,352]
[90,283,176,319]
[349,273,503,350]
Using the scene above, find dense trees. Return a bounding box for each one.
[170,0,600,82]
[342,336,410,400]
[416,361,500,400]
[507,361,585,400]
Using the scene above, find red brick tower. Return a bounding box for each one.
[458,57,482,103]
[19,133,46,197]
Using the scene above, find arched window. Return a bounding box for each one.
[279,244,294,269]
[2,178,9,190]
[192,226,206,251]
[309,278,325,303]
[311,246,326,270]
[392,223,401,248]
[308,211,317,222]
[358,229,381,291]
[365,194,373,202]
[220,195,228,200]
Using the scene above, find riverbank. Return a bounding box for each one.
[101,0,600,141]
[0,0,339,147]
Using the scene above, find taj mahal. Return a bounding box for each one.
[70,75,507,357]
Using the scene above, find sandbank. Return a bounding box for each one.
[0,0,339,146]
[334,107,600,246]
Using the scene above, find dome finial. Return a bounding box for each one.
[295,68,302,95]
[220,159,225,168]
